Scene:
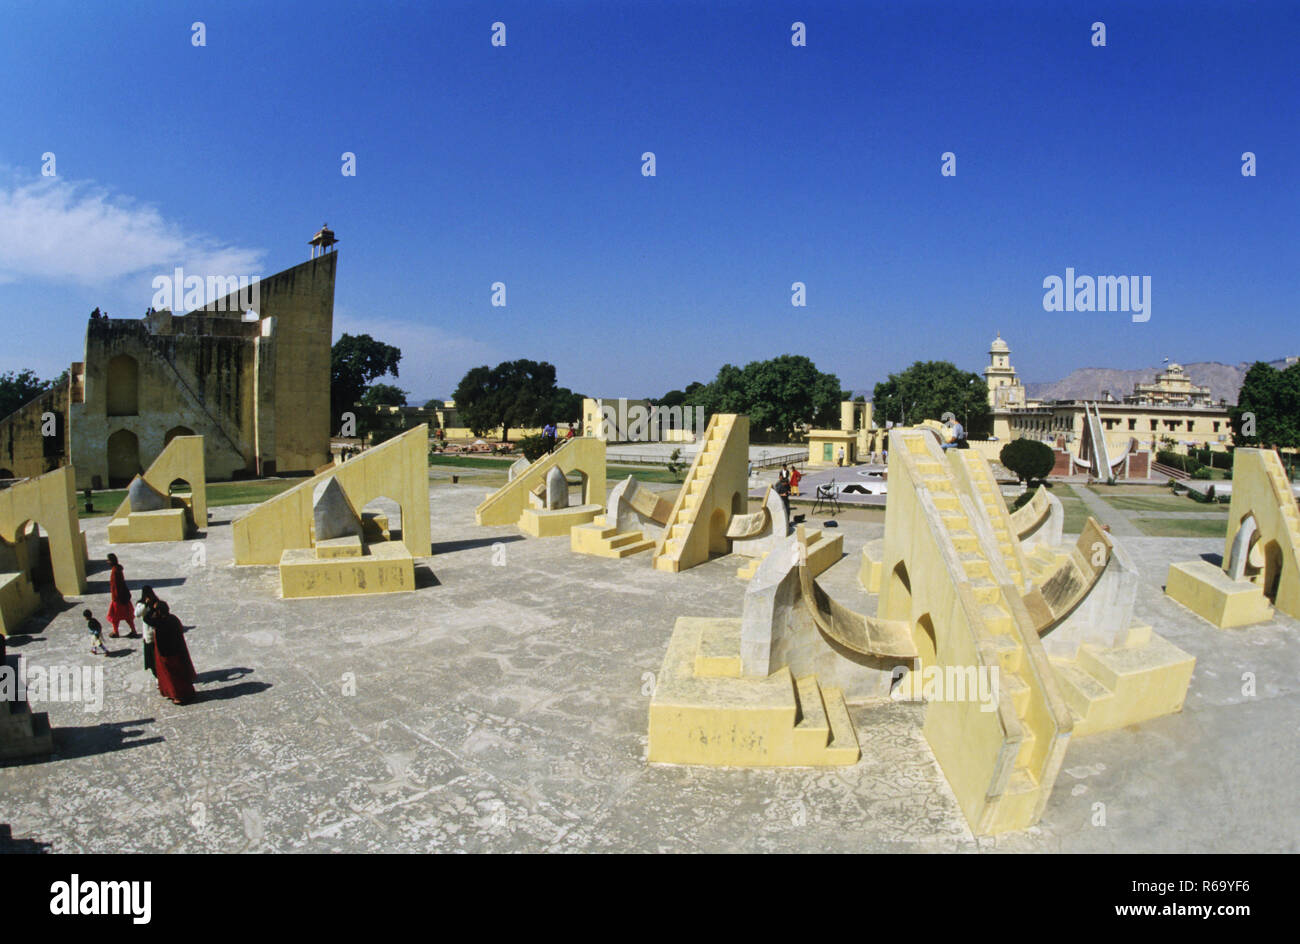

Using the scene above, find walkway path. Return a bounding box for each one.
[1067,484,1143,536]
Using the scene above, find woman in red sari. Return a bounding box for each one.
[105,553,138,639]
[146,601,196,705]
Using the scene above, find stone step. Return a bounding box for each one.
[967,577,1002,605]
[1014,721,1037,769]
[987,632,1024,673]
[960,554,991,580]
[980,604,1016,636]
[821,685,860,763]
[607,531,646,549]
[1005,767,1038,795]
[1049,658,1112,720]
[1003,671,1031,717]
[792,675,830,753]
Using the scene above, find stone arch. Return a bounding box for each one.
[106,429,140,488]
[1227,513,1259,581]
[12,519,53,591]
[707,506,729,555]
[883,560,912,622]
[1262,539,1284,605]
[360,495,403,543]
[164,425,195,446]
[106,354,139,416]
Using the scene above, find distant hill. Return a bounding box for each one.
[1024,358,1298,405]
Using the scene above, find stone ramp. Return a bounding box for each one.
[571,475,666,559]
[108,435,207,543]
[881,428,1073,835]
[1166,447,1300,624]
[652,414,748,573]
[474,437,605,528]
[234,425,431,565]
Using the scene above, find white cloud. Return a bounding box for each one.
[333,310,499,404]
[0,172,264,285]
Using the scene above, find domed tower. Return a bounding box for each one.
[983,332,1023,409]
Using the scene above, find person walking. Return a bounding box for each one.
[105,553,138,639]
[83,609,109,655]
[789,465,802,497]
[146,601,196,705]
[135,586,160,676]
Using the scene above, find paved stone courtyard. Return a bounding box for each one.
[1,483,1296,852]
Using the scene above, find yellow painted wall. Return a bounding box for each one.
[0,466,88,599]
[110,435,207,532]
[1223,448,1300,619]
[475,437,606,526]
[233,425,430,565]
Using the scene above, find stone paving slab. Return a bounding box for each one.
[0,486,1296,852]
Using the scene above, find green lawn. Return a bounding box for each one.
[427,455,516,470]
[79,478,300,518]
[1055,496,1093,534]
[1088,489,1226,514]
[1132,517,1230,538]
[427,457,691,488]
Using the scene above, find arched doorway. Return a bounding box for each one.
[106,355,139,416]
[708,507,728,555]
[360,496,403,543]
[164,425,195,446]
[106,429,140,488]
[14,521,54,592]
[1262,540,1283,605]
[884,561,912,621]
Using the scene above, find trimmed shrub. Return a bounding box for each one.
[1000,439,1055,484]
[518,434,549,462]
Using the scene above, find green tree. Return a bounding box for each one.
[0,369,59,420]
[331,334,402,426]
[689,356,844,439]
[361,384,408,408]
[873,361,991,438]
[452,359,560,442]
[1000,439,1055,484]
[550,386,584,426]
[1232,361,1300,452]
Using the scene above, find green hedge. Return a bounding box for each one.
[1156,450,1204,475]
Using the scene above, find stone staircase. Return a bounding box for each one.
[735,527,840,580]
[570,514,657,558]
[1047,623,1193,736]
[1023,543,1067,586]
[648,615,859,766]
[898,431,1064,829]
[1263,451,1300,545]
[653,414,742,573]
[955,451,1029,591]
[0,653,53,763]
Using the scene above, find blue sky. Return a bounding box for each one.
[1,0,1296,405]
